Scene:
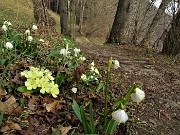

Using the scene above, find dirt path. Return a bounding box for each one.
[76,37,180,135]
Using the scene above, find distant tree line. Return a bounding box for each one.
[33,0,180,55]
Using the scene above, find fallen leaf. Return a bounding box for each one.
[7,122,22,130]
[59,126,71,135]
[44,100,62,113]
[74,64,85,84]
[0,96,23,115]
[1,121,22,132]
[28,95,39,111]
[0,86,7,96]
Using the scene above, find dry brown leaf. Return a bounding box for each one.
[0,96,23,115]
[0,125,10,132]
[44,100,62,113]
[0,86,7,96]
[59,126,71,135]
[1,121,22,132]
[28,95,39,111]
[74,64,85,84]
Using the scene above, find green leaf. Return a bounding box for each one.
[80,104,89,134]
[89,100,96,133]
[96,82,104,92]
[106,119,118,134]
[56,72,66,87]
[51,128,61,135]
[19,98,25,106]
[72,100,82,123]
[0,104,6,126]
[17,86,28,93]
[1,59,6,65]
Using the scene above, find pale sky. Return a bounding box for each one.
[149,0,179,16]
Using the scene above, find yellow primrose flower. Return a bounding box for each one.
[27,70,36,79]
[94,68,99,74]
[81,74,87,81]
[34,70,43,78]
[35,78,43,87]
[45,72,54,81]
[50,83,59,98]
[21,70,29,78]
[41,83,50,94]
[25,79,37,90]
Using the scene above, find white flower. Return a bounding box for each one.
[112,109,128,124]
[27,36,33,42]
[91,62,95,66]
[60,48,70,56]
[80,56,86,61]
[39,39,44,42]
[90,66,95,71]
[112,60,120,69]
[74,48,81,53]
[74,48,81,57]
[5,42,13,49]
[25,29,30,35]
[4,21,11,26]
[131,88,145,103]
[32,25,38,30]
[2,25,7,31]
[71,87,77,93]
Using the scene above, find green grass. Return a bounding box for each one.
[0,0,60,30]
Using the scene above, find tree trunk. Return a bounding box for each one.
[162,9,180,55]
[140,0,171,47]
[59,0,70,36]
[106,0,132,44]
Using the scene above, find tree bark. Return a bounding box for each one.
[162,9,180,55]
[59,0,70,36]
[106,0,132,44]
[140,0,171,47]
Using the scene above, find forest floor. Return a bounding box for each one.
[0,35,180,135]
[75,37,180,135]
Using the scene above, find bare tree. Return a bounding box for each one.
[106,0,132,43]
[33,0,56,31]
[162,9,180,54]
[59,0,70,35]
[140,0,172,47]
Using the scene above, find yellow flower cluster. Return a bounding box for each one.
[21,67,59,98]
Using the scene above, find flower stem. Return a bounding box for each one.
[104,58,112,125]
[112,83,136,109]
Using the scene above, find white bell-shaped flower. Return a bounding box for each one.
[5,42,13,49]
[80,56,86,61]
[27,36,33,42]
[74,48,81,57]
[4,21,12,26]
[71,87,77,93]
[32,25,38,30]
[25,29,30,35]
[112,60,120,69]
[60,48,70,56]
[112,109,128,124]
[39,39,44,42]
[131,88,145,103]
[2,25,7,31]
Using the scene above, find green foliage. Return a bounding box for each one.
[72,100,97,134]
[80,62,101,86]
[0,104,6,126]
